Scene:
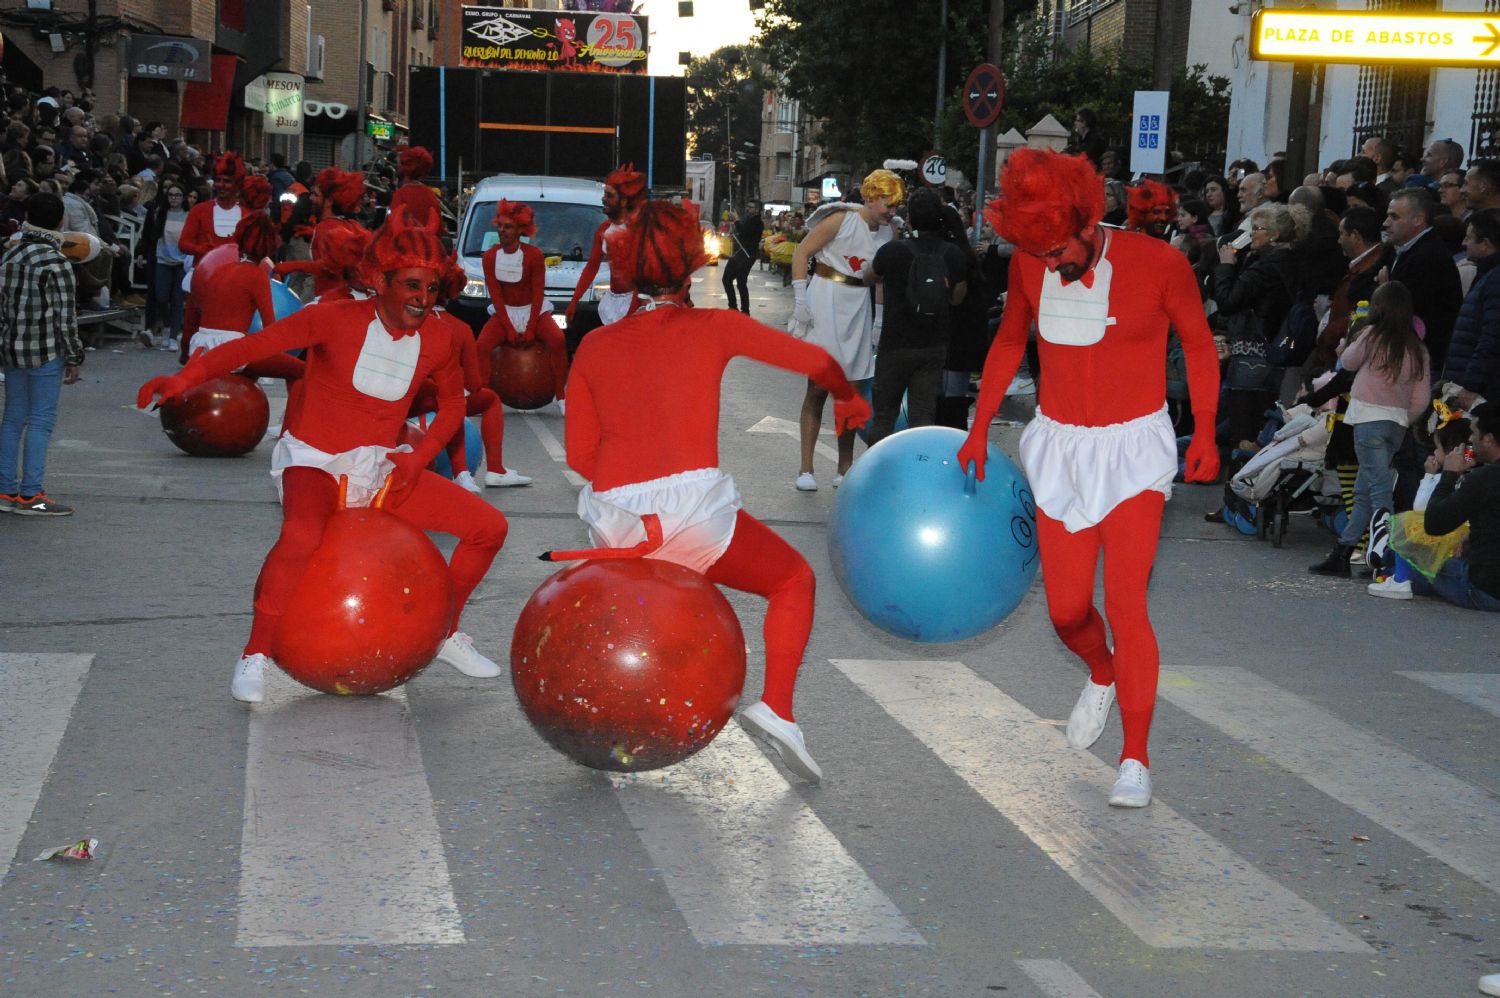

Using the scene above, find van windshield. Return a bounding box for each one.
[462,201,606,261]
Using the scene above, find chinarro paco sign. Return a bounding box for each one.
[261,73,306,135]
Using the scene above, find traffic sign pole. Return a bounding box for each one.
[963,62,1004,250]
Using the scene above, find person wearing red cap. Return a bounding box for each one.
[479,199,570,413]
[389,147,443,231]
[565,163,647,329]
[957,149,1221,807]
[138,214,511,703]
[1126,179,1178,241]
[557,200,872,783]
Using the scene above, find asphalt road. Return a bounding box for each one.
[2,262,1497,998]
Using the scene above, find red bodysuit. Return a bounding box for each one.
[478,240,568,399]
[565,220,635,325]
[145,299,508,656]
[179,198,243,260]
[410,309,513,476]
[965,228,1219,767]
[191,258,306,405]
[566,306,864,721]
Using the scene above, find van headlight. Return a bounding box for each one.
[461,279,487,298]
[591,282,612,301]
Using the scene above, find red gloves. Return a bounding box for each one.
[384,449,428,507]
[137,374,192,409]
[833,394,872,436]
[956,427,989,481]
[1183,430,1220,484]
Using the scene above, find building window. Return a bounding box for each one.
[775,152,791,180]
[775,98,797,135]
[1351,0,1436,157]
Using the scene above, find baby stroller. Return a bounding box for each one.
[1228,406,1340,547]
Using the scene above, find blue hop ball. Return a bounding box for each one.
[420,415,485,479]
[248,279,305,333]
[830,426,1039,642]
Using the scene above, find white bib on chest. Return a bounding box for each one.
[1037,234,1115,347]
[351,317,421,402]
[212,203,243,238]
[493,246,524,283]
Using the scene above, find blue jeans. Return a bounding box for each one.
[153,260,186,339]
[1411,557,1500,612]
[1339,419,1407,546]
[0,357,66,497]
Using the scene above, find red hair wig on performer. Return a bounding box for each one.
[316,166,366,218]
[398,146,434,182]
[983,148,1104,256]
[239,174,272,213]
[441,256,468,301]
[359,210,450,294]
[491,198,536,237]
[1126,178,1178,232]
[604,199,708,295]
[273,218,371,294]
[213,151,247,185]
[233,176,280,260]
[604,163,647,205]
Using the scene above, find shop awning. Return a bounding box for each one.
[179,54,240,130]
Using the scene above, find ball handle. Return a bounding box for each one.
[963,462,979,497]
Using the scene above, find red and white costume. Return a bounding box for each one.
[566,164,647,327]
[960,150,1219,798]
[478,211,569,401]
[388,147,444,231]
[409,301,516,479]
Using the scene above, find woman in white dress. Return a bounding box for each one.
[788,169,904,490]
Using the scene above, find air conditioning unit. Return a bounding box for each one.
[307,34,326,81]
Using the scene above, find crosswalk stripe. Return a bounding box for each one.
[746,415,841,464]
[613,722,924,946]
[834,659,1368,952]
[1015,959,1106,998]
[1162,666,1500,895]
[519,411,587,486]
[0,653,92,884]
[237,668,465,946]
[1398,671,1500,718]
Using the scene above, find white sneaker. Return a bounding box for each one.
[435,631,502,678]
[134,328,155,349]
[161,337,179,352]
[231,653,269,703]
[1065,680,1116,749]
[739,700,822,783]
[555,398,566,415]
[454,470,483,495]
[1108,759,1152,808]
[1349,548,1366,567]
[831,473,844,489]
[1479,972,1500,996]
[1367,578,1413,600]
[1006,373,1037,396]
[484,469,532,487]
[794,472,818,492]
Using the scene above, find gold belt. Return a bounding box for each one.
[813,261,863,287]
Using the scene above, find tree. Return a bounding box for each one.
[685,45,765,203]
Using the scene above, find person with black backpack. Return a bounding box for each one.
[868,188,968,443]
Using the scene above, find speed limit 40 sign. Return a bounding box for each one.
[921,155,947,187]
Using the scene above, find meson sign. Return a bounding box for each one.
[1252,11,1500,68]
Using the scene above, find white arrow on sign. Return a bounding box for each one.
[747,415,840,463]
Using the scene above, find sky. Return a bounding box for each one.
[636,0,761,76]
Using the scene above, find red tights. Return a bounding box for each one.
[702,510,816,722]
[447,388,508,474]
[243,465,508,656]
[1035,491,1165,766]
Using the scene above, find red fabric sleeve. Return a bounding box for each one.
[445,313,484,394]
[972,253,1036,431]
[566,222,608,314]
[180,305,324,383]
[251,268,276,332]
[716,311,856,401]
[527,244,546,320]
[1160,251,1221,420]
[178,203,216,259]
[412,344,466,468]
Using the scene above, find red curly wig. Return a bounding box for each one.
[398,146,434,182]
[316,167,366,217]
[1126,179,1178,232]
[234,212,280,262]
[213,151,246,184]
[441,257,468,301]
[604,163,647,205]
[983,149,1104,256]
[239,175,272,213]
[604,199,707,296]
[492,198,537,238]
[272,218,372,296]
[359,210,450,294]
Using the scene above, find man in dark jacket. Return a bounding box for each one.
[1444,208,1500,408]
[1315,206,1387,369]
[721,201,763,314]
[1385,189,1462,371]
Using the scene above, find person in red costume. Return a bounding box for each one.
[316,166,368,224]
[565,163,647,329]
[1125,178,1178,241]
[956,149,1220,808]
[557,200,872,783]
[179,152,248,357]
[478,199,570,411]
[410,261,532,492]
[137,213,511,703]
[389,147,443,231]
[272,217,372,304]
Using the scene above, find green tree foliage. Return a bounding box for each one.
[685,46,765,168]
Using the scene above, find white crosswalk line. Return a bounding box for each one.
[834,659,1367,952]
[1399,672,1500,718]
[0,653,92,884]
[613,722,923,946]
[520,411,587,486]
[1162,666,1500,895]
[237,668,464,946]
[747,415,841,463]
[1016,959,1106,998]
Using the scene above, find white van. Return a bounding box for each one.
[448,175,612,346]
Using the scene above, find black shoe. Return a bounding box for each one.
[13,493,73,516]
[1309,543,1352,576]
[1204,508,1226,523]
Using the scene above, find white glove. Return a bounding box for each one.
[790,278,812,333]
[871,303,884,348]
